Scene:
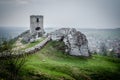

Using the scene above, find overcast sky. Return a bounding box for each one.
[0,0,120,29]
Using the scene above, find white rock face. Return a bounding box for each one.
[50,28,90,56]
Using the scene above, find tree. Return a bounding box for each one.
[0,40,26,80]
[100,42,107,56]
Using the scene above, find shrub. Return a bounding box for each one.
[0,40,26,80]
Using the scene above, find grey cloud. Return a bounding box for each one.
[0,0,120,28]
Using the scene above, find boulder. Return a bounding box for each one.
[50,28,90,56]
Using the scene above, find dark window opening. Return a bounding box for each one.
[36,18,39,22]
[35,27,40,30]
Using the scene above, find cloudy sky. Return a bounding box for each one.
[0,0,120,29]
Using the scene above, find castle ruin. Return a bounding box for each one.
[30,15,44,38]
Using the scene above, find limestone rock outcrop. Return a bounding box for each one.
[50,28,90,56]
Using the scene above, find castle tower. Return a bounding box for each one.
[30,15,44,37]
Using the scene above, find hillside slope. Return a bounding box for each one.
[21,41,120,80]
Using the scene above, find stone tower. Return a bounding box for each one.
[30,15,44,38]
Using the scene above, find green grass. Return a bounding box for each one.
[23,37,45,49]
[21,41,120,80]
[26,38,45,48]
[12,37,45,50]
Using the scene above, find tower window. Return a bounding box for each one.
[36,18,39,22]
[35,27,40,30]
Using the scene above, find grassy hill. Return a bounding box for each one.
[20,41,120,80]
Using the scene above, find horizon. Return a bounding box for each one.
[0,26,120,30]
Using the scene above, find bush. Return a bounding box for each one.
[0,40,26,80]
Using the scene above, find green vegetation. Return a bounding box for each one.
[0,40,120,80]
[20,41,120,80]
[12,37,45,50]
[25,37,45,49]
[0,40,26,80]
[0,40,12,52]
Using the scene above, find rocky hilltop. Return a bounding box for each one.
[14,28,90,57]
[50,28,90,56]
